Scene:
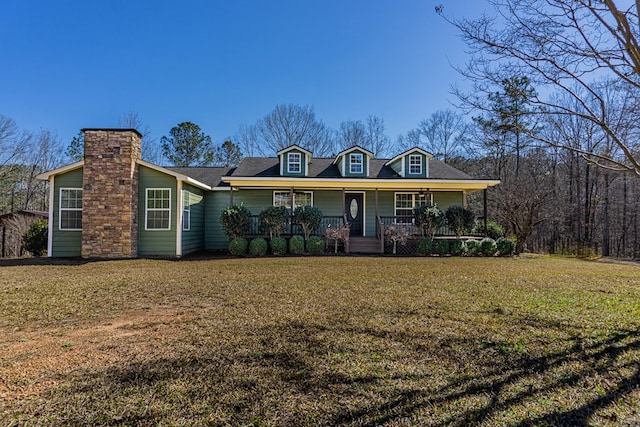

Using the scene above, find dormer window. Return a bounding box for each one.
[288,152,301,173]
[350,153,363,174]
[409,155,422,175]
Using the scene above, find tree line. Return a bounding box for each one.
[2,0,639,258]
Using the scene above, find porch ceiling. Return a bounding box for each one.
[221,177,500,191]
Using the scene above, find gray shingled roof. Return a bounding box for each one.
[230,157,473,180]
[166,167,231,188]
[167,157,474,187]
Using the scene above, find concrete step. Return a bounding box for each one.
[348,237,381,253]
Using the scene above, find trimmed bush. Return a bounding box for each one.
[433,238,450,256]
[466,239,481,256]
[416,237,433,256]
[22,219,48,257]
[450,238,466,256]
[289,235,305,255]
[259,206,289,239]
[293,206,323,241]
[413,204,444,237]
[307,236,325,255]
[249,238,268,257]
[228,237,248,256]
[496,237,516,257]
[269,237,287,256]
[480,237,498,257]
[445,206,475,237]
[473,220,504,240]
[220,204,252,239]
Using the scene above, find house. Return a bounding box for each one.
[36,128,499,258]
[0,210,49,257]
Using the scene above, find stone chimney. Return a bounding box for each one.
[81,129,142,258]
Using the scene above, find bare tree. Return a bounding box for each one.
[235,104,335,157]
[337,120,366,150]
[118,111,160,164]
[395,128,422,152]
[364,115,392,158]
[418,109,470,163]
[442,0,640,175]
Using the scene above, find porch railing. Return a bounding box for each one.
[377,216,459,238]
[247,215,345,237]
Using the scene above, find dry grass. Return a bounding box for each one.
[1,256,639,426]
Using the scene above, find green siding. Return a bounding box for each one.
[433,192,464,210]
[280,149,307,177]
[205,190,231,250]
[341,150,369,177]
[138,166,177,256]
[404,153,428,178]
[181,184,205,255]
[51,168,83,257]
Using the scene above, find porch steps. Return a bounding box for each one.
[348,237,381,254]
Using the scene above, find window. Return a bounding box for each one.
[349,153,363,174]
[288,152,301,173]
[409,155,422,175]
[146,188,171,230]
[182,190,190,231]
[273,191,313,211]
[394,192,432,221]
[60,188,82,230]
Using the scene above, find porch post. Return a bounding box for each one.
[229,187,234,205]
[342,188,346,220]
[483,188,488,237]
[290,187,294,235]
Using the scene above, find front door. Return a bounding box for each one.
[345,193,363,236]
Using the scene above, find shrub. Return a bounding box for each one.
[496,237,516,257]
[292,206,323,241]
[413,205,444,237]
[445,205,476,237]
[466,239,481,256]
[228,237,248,256]
[220,204,252,239]
[249,238,268,257]
[416,237,432,256]
[473,220,504,240]
[307,236,325,255]
[259,206,289,239]
[450,238,466,256]
[22,219,48,257]
[480,237,498,257]
[269,237,287,256]
[433,238,450,256]
[289,235,305,255]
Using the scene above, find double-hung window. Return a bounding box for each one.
[59,188,82,230]
[409,155,422,175]
[182,190,191,231]
[273,191,313,212]
[288,152,301,173]
[394,192,432,222]
[146,188,171,230]
[349,153,363,174]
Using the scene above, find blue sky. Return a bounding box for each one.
[0,1,490,150]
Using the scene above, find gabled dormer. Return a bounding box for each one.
[385,147,433,178]
[277,145,313,177]
[334,146,374,177]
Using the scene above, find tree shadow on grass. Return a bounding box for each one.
[13,317,640,426]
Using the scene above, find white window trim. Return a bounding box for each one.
[59,187,83,231]
[145,188,172,231]
[349,153,363,174]
[394,192,433,218]
[288,152,302,173]
[182,189,191,231]
[409,154,422,175]
[273,190,314,211]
